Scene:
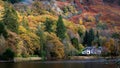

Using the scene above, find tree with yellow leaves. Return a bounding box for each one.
[103,38,117,56]
[46,32,65,59]
[79,18,83,25]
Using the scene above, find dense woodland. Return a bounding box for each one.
[0,0,120,60]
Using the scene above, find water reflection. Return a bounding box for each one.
[0,60,119,68]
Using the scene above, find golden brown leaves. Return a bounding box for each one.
[46,32,65,59]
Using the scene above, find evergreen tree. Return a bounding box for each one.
[0,22,8,38]
[78,29,83,37]
[96,31,99,38]
[88,28,95,46]
[83,31,88,46]
[2,48,15,60]
[83,29,95,46]
[71,38,79,50]
[44,18,54,33]
[93,31,100,46]
[96,31,100,46]
[56,15,66,41]
[2,3,19,33]
[36,25,46,60]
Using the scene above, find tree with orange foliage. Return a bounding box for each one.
[103,38,118,56]
[46,32,65,59]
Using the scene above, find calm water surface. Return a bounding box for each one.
[0,60,120,68]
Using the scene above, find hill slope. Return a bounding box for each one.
[0,0,120,60]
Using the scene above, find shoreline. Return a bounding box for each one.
[0,56,120,62]
[0,57,42,62]
[14,57,42,62]
[70,56,116,60]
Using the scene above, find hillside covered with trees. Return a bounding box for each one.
[0,0,120,60]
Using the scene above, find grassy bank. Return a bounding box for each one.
[14,57,42,62]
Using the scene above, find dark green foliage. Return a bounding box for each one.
[96,31,100,46]
[88,28,95,46]
[63,7,68,13]
[1,48,15,60]
[96,22,108,30]
[83,31,89,46]
[78,29,84,37]
[44,18,54,33]
[36,25,46,59]
[96,31,99,38]
[71,38,79,50]
[112,32,120,39]
[50,52,57,57]
[3,0,22,4]
[56,15,66,40]
[0,22,8,38]
[83,28,95,46]
[93,31,101,46]
[2,3,19,33]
